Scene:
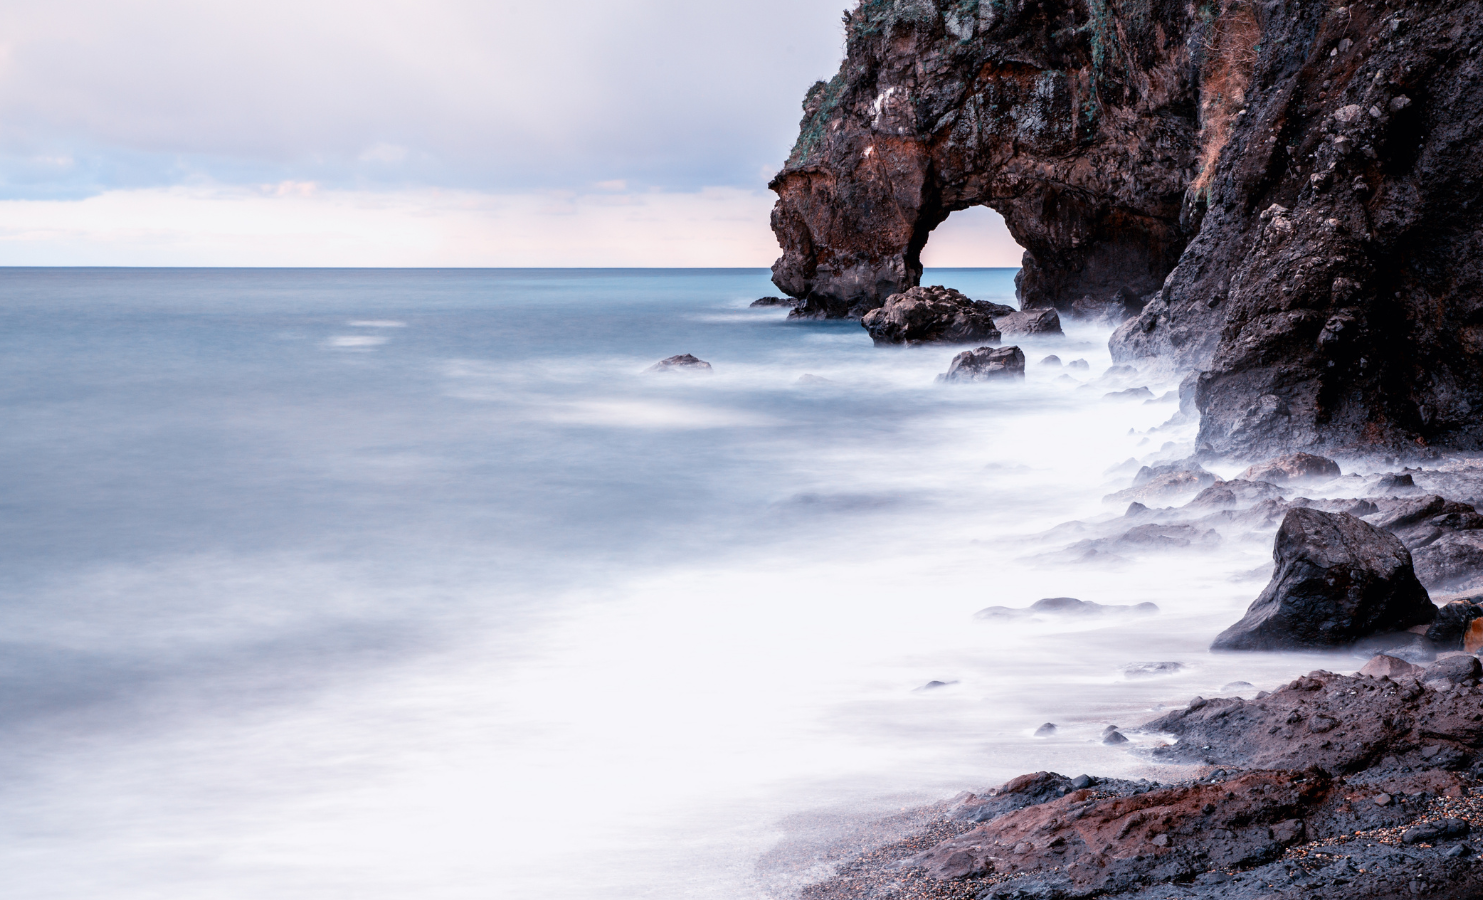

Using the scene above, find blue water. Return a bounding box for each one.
[0,268,1308,899]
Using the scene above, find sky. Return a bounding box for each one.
[0,0,1023,267]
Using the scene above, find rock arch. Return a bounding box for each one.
[769,0,1213,320]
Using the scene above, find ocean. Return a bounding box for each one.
[0,268,1342,898]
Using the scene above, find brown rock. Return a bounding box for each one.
[1358,653,1424,680]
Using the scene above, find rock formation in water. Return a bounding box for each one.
[769,0,1483,457]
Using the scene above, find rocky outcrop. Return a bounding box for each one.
[800,669,1483,900]
[770,0,1483,456]
[750,296,799,308]
[859,285,1002,344]
[1212,507,1435,650]
[937,345,1024,382]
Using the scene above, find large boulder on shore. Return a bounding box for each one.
[936,346,1024,383]
[860,286,1001,346]
[1212,508,1436,651]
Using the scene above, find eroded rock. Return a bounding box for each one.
[995,308,1063,337]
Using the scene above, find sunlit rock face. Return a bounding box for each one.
[771,0,1483,457]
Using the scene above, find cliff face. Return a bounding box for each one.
[1113,0,1483,457]
[770,0,1483,458]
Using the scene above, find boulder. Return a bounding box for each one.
[1067,359,1090,371]
[1359,654,1425,680]
[1212,508,1437,651]
[749,296,799,308]
[1039,355,1062,367]
[1425,600,1483,650]
[1362,495,1483,592]
[937,346,1025,383]
[1422,655,1482,685]
[1239,453,1342,485]
[859,285,1000,346]
[646,354,712,373]
[995,307,1063,337]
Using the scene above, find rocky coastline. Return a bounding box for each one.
[757,1,1483,895]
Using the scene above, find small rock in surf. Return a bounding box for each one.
[646,354,713,373]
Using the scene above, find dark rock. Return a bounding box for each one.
[1240,453,1343,485]
[750,296,799,308]
[1143,669,1483,775]
[1067,359,1089,371]
[771,0,1483,459]
[1403,818,1470,844]
[1362,495,1483,593]
[1039,355,1062,367]
[859,285,999,345]
[1422,655,1482,685]
[1212,508,1436,651]
[1222,681,1255,692]
[996,308,1063,337]
[1370,473,1420,496]
[951,772,1074,825]
[646,354,712,373]
[1034,723,1057,737]
[937,346,1024,383]
[1069,774,1093,790]
[1103,387,1154,401]
[919,680,957,690]
[1103,730,1130,745]
[1426,600,1483,650]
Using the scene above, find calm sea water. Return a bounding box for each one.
[0,268,1336,899]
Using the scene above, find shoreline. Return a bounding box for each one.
[777,449,1483,900]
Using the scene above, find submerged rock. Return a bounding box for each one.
[937,346,1024,382]
[750,296,799,308]
[859,285,1000,346]
[646,354,712,373]
[1212,508,1436,651]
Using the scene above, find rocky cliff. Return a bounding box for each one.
[769,0,1483,458]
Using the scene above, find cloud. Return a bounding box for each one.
[0,0,852,197]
